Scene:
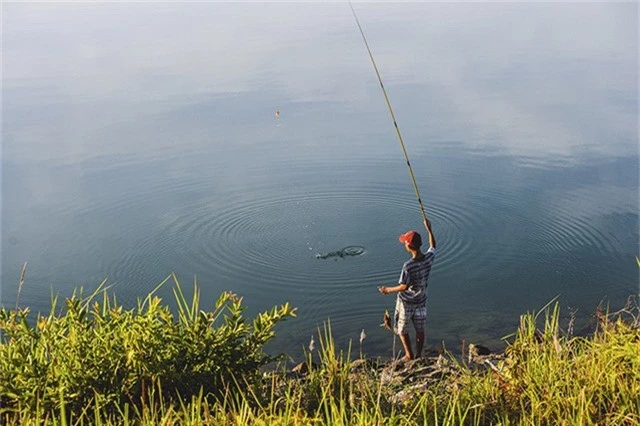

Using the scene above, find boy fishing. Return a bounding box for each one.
[350,0,437,361]
[378,218,436,360]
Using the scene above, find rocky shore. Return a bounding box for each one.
[284,343,505,405]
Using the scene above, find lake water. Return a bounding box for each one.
[2,3,638,359]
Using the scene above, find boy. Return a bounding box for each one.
[378,218,436,360]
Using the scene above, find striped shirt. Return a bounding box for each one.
[398,247,436,305]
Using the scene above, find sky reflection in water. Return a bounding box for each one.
[2,3,638,357]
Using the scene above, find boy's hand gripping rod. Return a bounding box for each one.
[348,2,428,225]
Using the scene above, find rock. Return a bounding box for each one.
[435,355,449,369]
[291,361,318,376]
[423,347,443,357]
[380,368,399,386]
[474,343,492,355]
[468,343,491,363]
[349,358,377,374]
[392,382,430,404]
[377,354,458,392]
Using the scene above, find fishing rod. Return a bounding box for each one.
[348,2,428,225]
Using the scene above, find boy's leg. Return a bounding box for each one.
[399,334,414,360]
[413,305,427,358]
[415,331,424,358]
[394,300,414,360]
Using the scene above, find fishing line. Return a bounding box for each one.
[348,1,428,224]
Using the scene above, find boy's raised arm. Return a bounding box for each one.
[424,218,436,249]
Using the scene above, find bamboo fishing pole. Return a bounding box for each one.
[348,2,428,225]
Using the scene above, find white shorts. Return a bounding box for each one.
[394,298,427,335]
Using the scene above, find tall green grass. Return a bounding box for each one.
[0,274,296,422]
[2,278,638,425]
[255,301,639,425]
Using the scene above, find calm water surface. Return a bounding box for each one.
[2,3,638,358]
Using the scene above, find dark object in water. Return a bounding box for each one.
[315,246,366,260]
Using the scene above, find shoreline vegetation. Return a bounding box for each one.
[1,275,638,425]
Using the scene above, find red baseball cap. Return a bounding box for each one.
[398,230,422,248]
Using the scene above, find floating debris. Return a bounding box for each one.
[315,245,365,260]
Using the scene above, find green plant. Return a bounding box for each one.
[2,287,638,425]
[0,274,296,419]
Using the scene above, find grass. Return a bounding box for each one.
[0,274,296,423]
[1,276,638,425]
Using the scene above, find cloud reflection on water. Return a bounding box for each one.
[3,2,637,163]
